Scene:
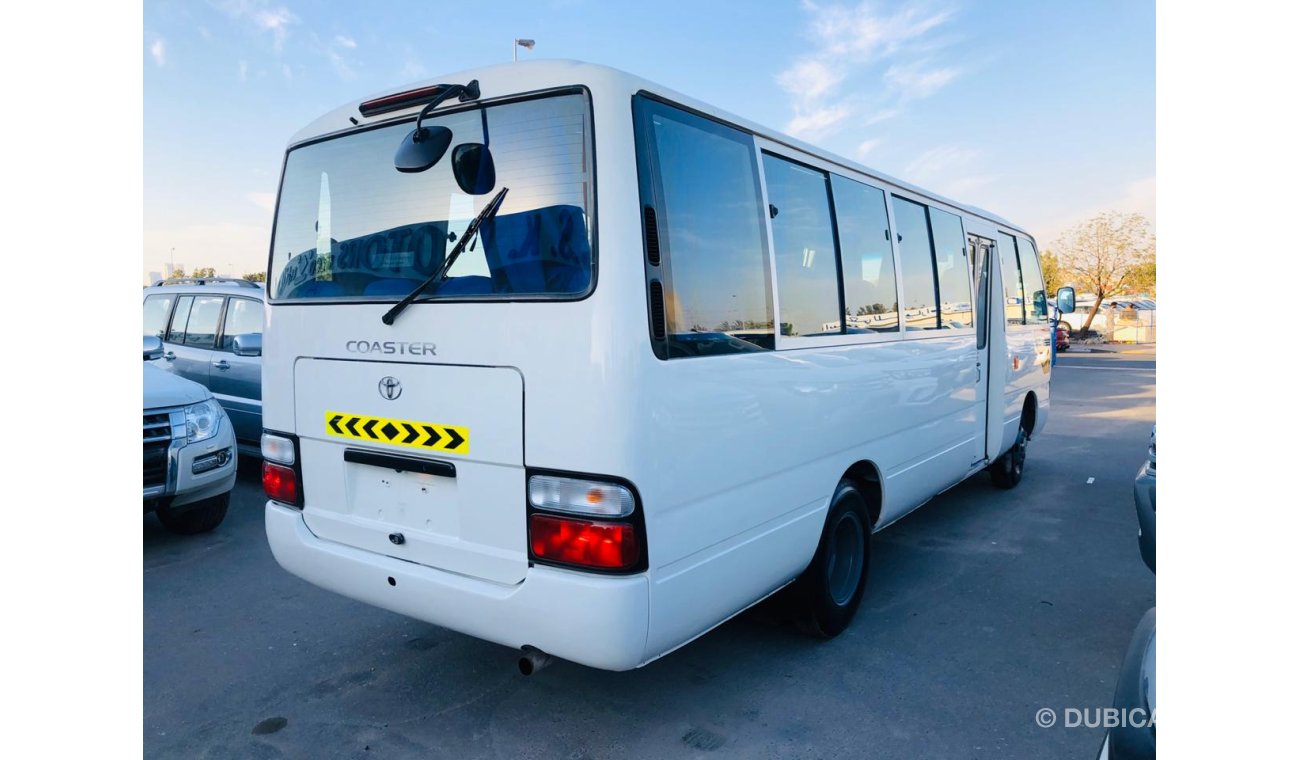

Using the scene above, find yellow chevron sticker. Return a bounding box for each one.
[325,411,469,455]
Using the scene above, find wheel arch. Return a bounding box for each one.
[841,460,884,530]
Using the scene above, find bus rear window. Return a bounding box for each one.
[269,92,594,301]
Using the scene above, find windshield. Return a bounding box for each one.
[269,92,593,301]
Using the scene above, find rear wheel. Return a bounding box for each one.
[990,427,1028,489]
[792,481,871,638]
[156,492,230,535]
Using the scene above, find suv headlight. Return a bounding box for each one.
[185,399,222,443]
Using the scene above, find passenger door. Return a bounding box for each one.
[967,233,996,463]
[163,294,225,389]
[208,296,264,445]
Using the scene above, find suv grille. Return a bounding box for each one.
[143,413,172,488]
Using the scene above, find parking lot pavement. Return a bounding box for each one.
[144,355,1156,759]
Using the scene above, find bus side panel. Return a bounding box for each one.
[635,334,981,659]
[998,325,1052,454]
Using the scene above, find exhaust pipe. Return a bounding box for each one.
[518,646,554,676]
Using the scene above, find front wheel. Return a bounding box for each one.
[792,481,871,638]
[989,427,1028,489]
[156,492,230,535]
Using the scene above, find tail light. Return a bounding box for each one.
[529,514,639,570]
[262,462,299,506]
[261,432,302,507]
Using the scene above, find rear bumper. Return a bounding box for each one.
[265,503,650,670]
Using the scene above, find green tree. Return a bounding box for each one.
[1052,212,1155,336]
[243,271,267,283]
[170,266,186,278]
[1040,249,1063,296]
[192,266,217,278]
[1128,254,1156,297]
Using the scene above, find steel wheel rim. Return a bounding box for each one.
[827,511,864,605]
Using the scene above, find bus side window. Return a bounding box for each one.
[633,96,775,358]
[762,153,840,338]
[928,206,972,329]
[892,196,940,330]
[830,175,898,333]
[1018,237,1049,323]
[997,232,1026,326]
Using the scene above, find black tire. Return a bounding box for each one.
[792,481,871,638]
[156,491,230,535]
[990,426,1028,489]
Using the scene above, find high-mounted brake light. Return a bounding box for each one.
[359,79,480,118]
[529,514,640,570]
[263,461,299,505]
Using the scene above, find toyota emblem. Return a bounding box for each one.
[378,376,402,400]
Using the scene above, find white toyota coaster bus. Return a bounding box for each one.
[261,60,1073,673]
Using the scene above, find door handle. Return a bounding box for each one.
[163,351,176,361]
[213,360,231,370]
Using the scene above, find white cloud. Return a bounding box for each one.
[854,138,882,160]
[238,59,249,81]
[150,38,166,67]
[776,1,960,141]
[246,191,277,212]
[399,58,429,81]
[899,144,998,200]
[213,0,299,51]
[334,34,356,49]
[884,60,959,100]
[904,144,980,181]
[282,63,293,81]
[785,104,852,142]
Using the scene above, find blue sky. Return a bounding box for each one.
[144,0,1153,281]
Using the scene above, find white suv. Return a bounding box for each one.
[143,336,237,533]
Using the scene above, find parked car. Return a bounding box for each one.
[143,277,264,455]
[143,336,237,534]
[1097,429,1158,758]
[1097,607,1156,759]
[1055,325,1071,352]
[1134,425,1156,572]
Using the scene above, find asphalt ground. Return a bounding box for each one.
[144,349,1155,759]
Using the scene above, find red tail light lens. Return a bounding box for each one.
[262,461,299,505]
[529,514,639,570]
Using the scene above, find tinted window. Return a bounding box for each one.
[220,297,263,350]
[1018,237,1049,323]
[635,98,773,356]
[143,294,174,338]
[763,154,840,337]
[183,296,224,348]
[270,93,594,301]
[929,207,972,329]
[831,175,898,333]
[892,197,939,330]
[997,233,1025,325]
[166,296,193,343]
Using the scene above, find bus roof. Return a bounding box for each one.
[289,59,1031,239]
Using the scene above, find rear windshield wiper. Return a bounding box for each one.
[381,187,509,325]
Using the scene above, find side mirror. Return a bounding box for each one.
[394,125,453,173]
[451,143,496,195]
[233,333,263,357]
[1055,286,1076,314]
[143,335,164,361]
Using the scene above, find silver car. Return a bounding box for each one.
[143,277,263,455]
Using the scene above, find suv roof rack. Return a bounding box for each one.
[152,277,262,288]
